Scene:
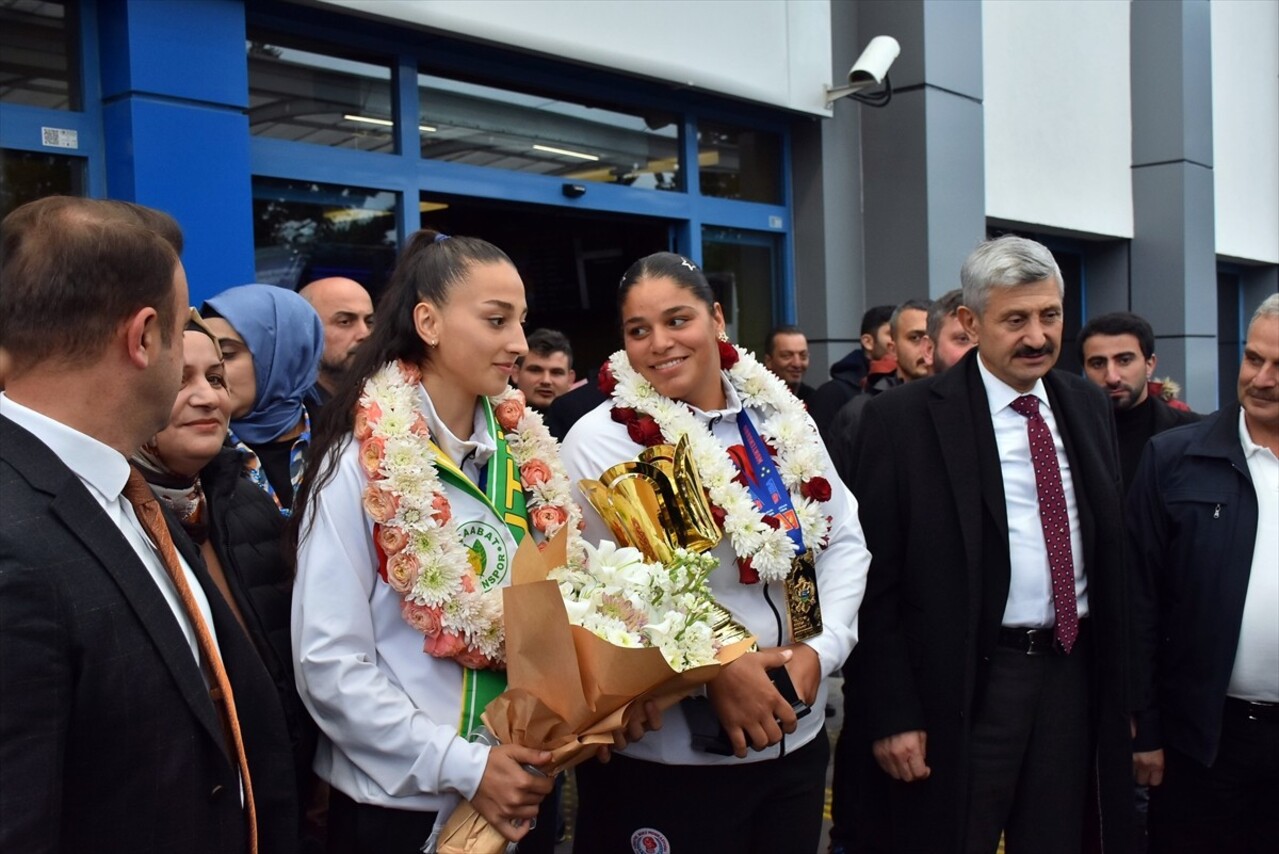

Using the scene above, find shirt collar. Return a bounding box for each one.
[0,393,132,501]
[976,355,1050,415]
[414,385,496,468]
[1239,407,1274,460]
[686,373,744,420]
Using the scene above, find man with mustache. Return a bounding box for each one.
[849,236,1135,852]
[927,289,977,374]
[1128,293,1279,853]
[762,324,815,403]
[1079,312,1198,492]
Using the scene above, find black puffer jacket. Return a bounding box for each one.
[201,447,315,789]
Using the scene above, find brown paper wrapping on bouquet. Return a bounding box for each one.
[434,528,756,853]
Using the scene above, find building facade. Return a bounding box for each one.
[2,0,1275,409]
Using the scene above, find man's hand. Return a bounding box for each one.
[1133,749,1165,787]
[706,647,798,758]
[872,730,931,782]
[471,744,555,843]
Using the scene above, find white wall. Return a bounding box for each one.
[308,0,835,115]
[982,0,1134,237]
[1211,0,1279,264]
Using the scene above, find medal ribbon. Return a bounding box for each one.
[428,398,529,736]
[730,411,806,555]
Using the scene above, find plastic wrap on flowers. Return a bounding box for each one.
[431,528,755,853]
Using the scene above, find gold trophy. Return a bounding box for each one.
[580,435,822,645]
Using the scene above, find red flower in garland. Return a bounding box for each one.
[598,361,618,395]
[761,514,781,530]
[717,339,740,370]
[626,415,665,447]
[737,556,760,585]
[801,476,832,503]
[610,406,637,424]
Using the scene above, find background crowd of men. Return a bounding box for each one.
[0,196,1275,854]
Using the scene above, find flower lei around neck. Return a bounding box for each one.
[599,341,833,584]
[356,360,585,669]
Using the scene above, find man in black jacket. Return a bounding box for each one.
[1128,293,1279,853]
[808,304,896,441]
[1079,311,1199,492]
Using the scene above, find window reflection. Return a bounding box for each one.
[252,177,398,297]
[698,121,781,204]
[702,227,779,353]
[247,34,396,153]
[419,72,681,190]
[0,0,79,110]
[0,147,85,220]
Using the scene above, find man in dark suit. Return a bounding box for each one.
[850,236,1134,853]
[1128,293,1279,853]
[0,196,297,853]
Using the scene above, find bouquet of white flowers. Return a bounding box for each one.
[550,540,721,671]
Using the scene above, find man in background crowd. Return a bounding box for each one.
[298,276,374,405]
[827,298,933,482]
[927,288,977,373]
[762,324,815,402]
[1079,311,1198,491]
[1128,293,1279,854]
[810,304,896,440]
[515,328,575,412]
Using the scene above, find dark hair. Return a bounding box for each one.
[617,252,716,320]
[0,196,180,375]
[889,298,934,338]
[1077,311,1156,362]
[524,328,573,365]
[764,324,806,356]
[860,304,896,338]
[926,289,964,344]
[291,229,513,545]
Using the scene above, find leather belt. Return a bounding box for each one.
[996,619,1090,656]
[1225,696,1279,723]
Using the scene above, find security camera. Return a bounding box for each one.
[848,36,900,87]
[826,35,901,109]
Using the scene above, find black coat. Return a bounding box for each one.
[1127,404,1260,766]
[848,350,1134,853]
[202,447,315,790]
[0,415,298,854]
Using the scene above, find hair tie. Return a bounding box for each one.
[434,233,451,244]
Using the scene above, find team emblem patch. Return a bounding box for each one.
[631,828,671,854]
[457,520,510,591]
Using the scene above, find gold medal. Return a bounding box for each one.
[784,549,823,642]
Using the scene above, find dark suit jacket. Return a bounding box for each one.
[1127,404,1258,766]
[849,349,1134,853]
[0,414,298,853]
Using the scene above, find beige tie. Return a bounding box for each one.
[123,468,258,853]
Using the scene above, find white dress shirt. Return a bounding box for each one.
[975,361,1089,628]
[561,376,871,765]
[0,394,221,667]
[1228,409,1279,702]
[293,386,513,811]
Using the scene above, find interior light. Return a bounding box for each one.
[343,113,436,133]
[532,144,600,161]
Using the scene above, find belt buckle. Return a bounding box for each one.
[1025,629,1053,656]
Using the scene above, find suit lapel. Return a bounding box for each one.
[0,413,236,764]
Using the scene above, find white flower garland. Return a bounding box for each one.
[357,360,584,667]
[605,345,832,582]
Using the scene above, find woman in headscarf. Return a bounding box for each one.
[201,284,325,515]
[131,309,317,847]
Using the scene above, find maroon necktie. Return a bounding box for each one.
[1010,395,1079,653]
